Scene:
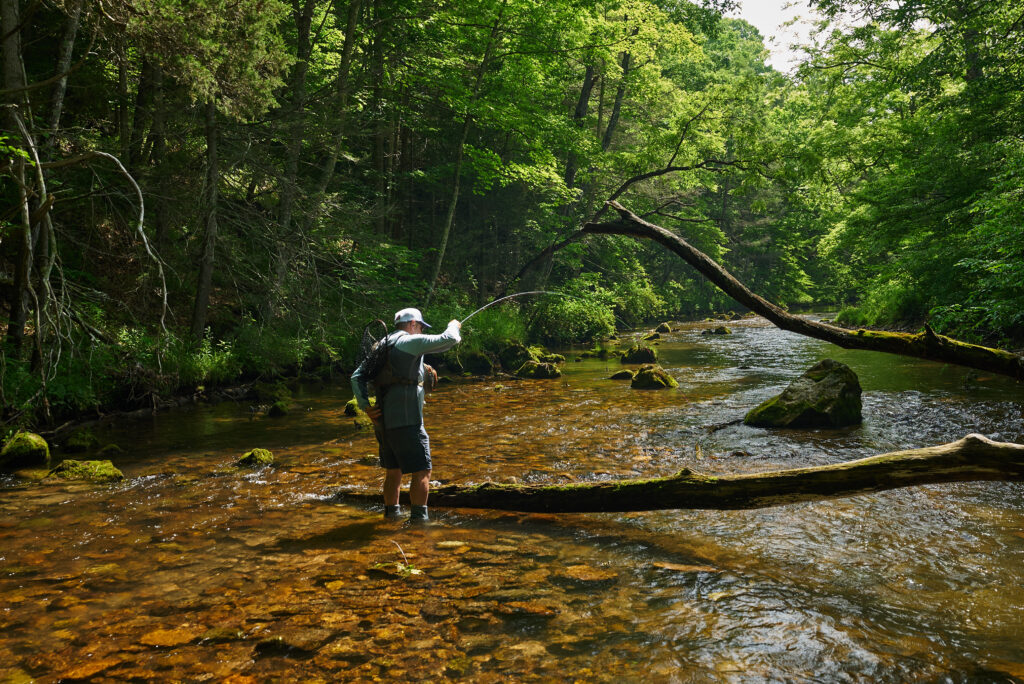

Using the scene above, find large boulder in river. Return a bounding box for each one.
[1,432,50,470]
[47,459,124,483]
[516,361,561,379]
[498,343,538,372]
[744,359,862,428]
[631,364,678,390]
[621,344,657,364]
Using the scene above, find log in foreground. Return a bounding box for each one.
[582,202,1024,381]
[333,435,1024,512]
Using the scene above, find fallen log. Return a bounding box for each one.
[582,201,1024,381]
[333,434,1024,512]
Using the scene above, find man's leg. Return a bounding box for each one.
[383,468,403,506]
[409,469,431,506]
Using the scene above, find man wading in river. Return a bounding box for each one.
[351,308,462,521]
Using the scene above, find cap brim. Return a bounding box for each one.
[419,320,432,328]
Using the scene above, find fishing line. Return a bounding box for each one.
[460,290,573,325]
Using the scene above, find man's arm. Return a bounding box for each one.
[394,319,462,356]
[350,359,372,410]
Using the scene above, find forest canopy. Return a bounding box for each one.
[2,0,1022,425]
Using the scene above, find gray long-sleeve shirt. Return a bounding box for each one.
[350,321,461,429]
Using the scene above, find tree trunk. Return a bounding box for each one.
[582,202,1024,380]
[190,101,219,339]
[425,0,507,305]
[600,51,630,152]
[3,0,29,349]
[334,434,1024,512]
[304,0,362,232]
[45,0,81,146]
[266,0,316,319]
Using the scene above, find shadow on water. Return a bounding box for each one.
[2,315,1024,681]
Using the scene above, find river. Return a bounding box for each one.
[2,315,1023,681]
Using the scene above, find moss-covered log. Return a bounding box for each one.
[333,435,1024,512]
[582,202,1024,381]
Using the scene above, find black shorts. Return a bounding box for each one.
[377,424,431,474]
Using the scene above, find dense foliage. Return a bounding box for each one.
[2,0,1022,425]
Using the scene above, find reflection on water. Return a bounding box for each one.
[2,316,1024,681]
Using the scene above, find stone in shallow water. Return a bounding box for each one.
[620,344,657,364]
[140,626,205,648]
[558,564,618,584]
[652,562,720,573]
[744,358,862,428]
[608,369,634,380]
[237,449,274,467]
[515,360,561,379]
[0,432,50,470]
[630,364,678,390]
[47,459,124,483]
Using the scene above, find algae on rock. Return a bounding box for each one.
[744,359,862,428]
[238,449,275,467]
[631,364,678,389]
[1,432,51,470]
[47,459,124,483]
[516,361,562,379]
[621,344,657,364]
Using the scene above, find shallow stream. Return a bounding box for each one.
[2,316,1023,682]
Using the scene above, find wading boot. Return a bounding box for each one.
[384,505,402,520]
[409,505,429,523]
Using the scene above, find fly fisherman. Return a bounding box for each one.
[351,308,462,521]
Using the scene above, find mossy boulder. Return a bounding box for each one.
[609,369,635,380]
[498,343,538,372]
[238,448,274,467]
[630,364,678,390]
[462,351,494,375]
[642,332,661,341]
[64,430,99,453]
[47,459,124,483]
[621,344,657,364]
[655,322,672,333]
[253,381,292,404]
[516,361,561,379]
[267,401,289,417]
[701,326,732,335]
[744,359,863,429]
[344,398,375,429]
[1,432,50,470]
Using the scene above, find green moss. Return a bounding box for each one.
[608,369,635,380]
[516,361,561,379]
[238,448,274,467]
[630,364,678,389]
[267,400,289,417]
[537,352,566,364]
[620,344,657,364]
[498,343,538,372]
[253,381,292,404]
[744,359,862,428]
[344,397,375,416]
[1,432,50,470]
[47,459,124,483]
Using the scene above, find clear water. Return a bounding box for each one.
[2,316,1023,681]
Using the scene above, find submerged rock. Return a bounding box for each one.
[516,360,562,379]
[701,325,732,335]
[47,459,124,483]
[630,364,678,390]
[609,369,635,380]
[1,432,50,470]
[744,359,863,428]
[238,448,274,467]
[97,444,125,458]
[621,344,657,364]
[655,322,672,333]
[64,430,99,453]
[498,343,538,372]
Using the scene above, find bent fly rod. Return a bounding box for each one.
[461,291,573,325]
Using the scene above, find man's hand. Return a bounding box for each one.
[448,319,461,330]
[365,405,383,428]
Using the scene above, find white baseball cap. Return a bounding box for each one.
[394,307,431,328]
